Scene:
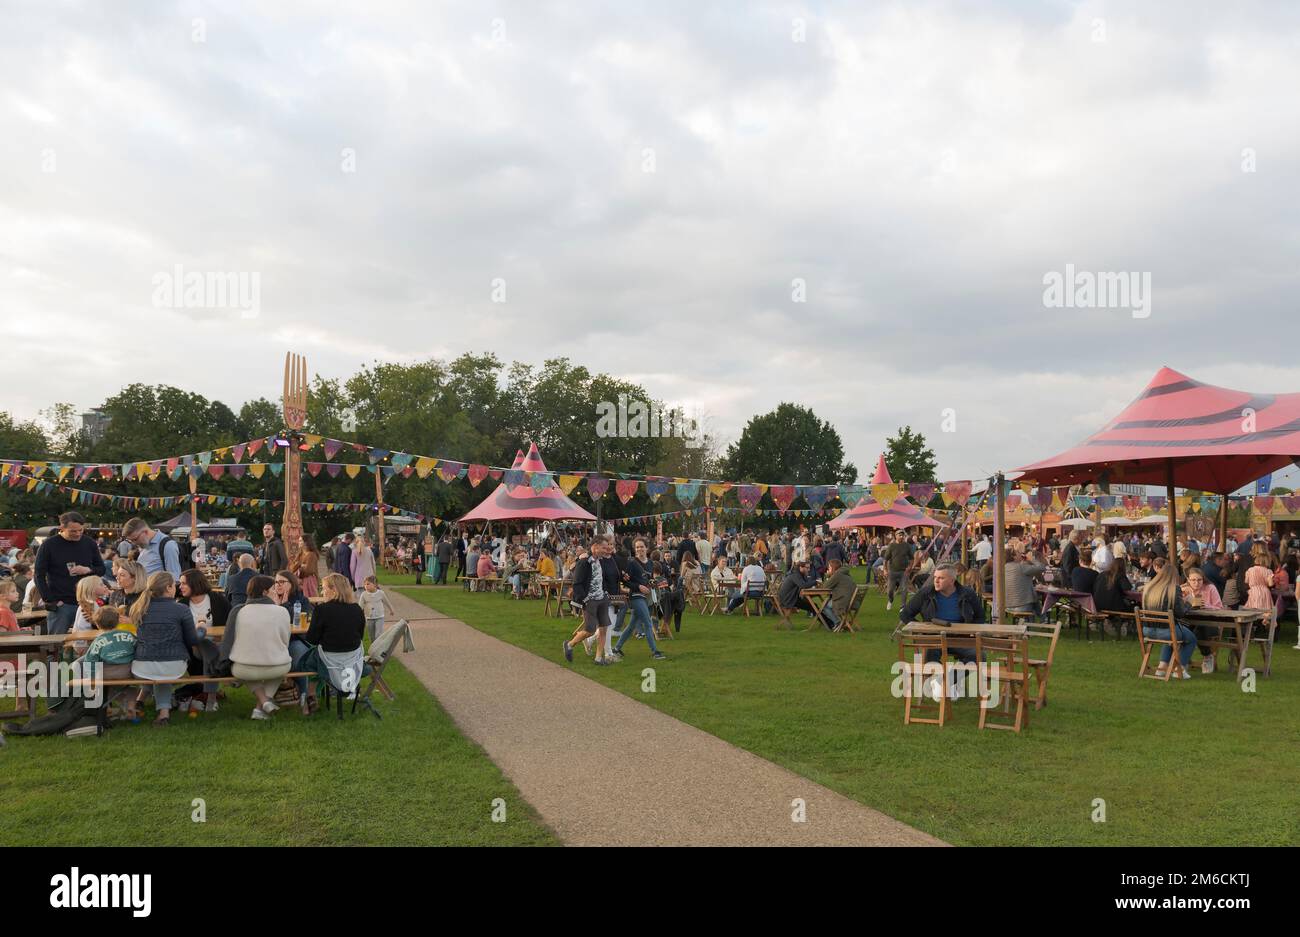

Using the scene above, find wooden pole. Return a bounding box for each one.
[1166,459,1178,578]
[993,473,1006,623]
[374,466,386,563]
[705,488,714,544]
[188,473,198,540]
[1218,494,1228,553]
[280,352,307,562]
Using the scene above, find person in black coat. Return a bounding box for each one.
[1070,548,1099,595]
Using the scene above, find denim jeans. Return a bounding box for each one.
[615,595,658,654]
[1143,623,1198,668]
[46,603,77,635]
[289,637,313,697]
[726,588,765,613]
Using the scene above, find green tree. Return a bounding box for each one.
[1269,486,1293,496]
[0,412,57,528]
[883,426,938,484]
[724,403,856,486]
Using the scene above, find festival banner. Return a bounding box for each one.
[586,477,609,500]
[616,480,639,504]
[871,483,899,511]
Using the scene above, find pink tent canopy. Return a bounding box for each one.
[829,455,947,530]
[459,443,597,524]
[1015,366,1300,494]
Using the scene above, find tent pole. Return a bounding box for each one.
[1218,495,1228,553]
[1166,459,1178,575]
[993,472,1005,624]
[188,473,198,541]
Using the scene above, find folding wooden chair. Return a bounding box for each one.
[975,633,1030,733]
[1024,620,1061,710]
[355,619,415,716]
[838,586,867,633]
[1135,608,1184,680]
[898,632,949,727]
[1109,609,1137,639]
[741,586,768,617]
[1248,603,1280,677]
[769,593,796,630]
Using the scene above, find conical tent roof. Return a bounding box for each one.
[1016,366,1300,494]
[459,443,598,523]
[829,455,946,530]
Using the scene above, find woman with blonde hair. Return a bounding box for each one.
[1140,561,1197,678]
[293,533,321,597]
[129,572,202,725]
[109,559,148,611]
[72,575,110,654]
[302,572,366,709]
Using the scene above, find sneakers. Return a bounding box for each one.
[251,708,270,720]
[261,700,280,715]
[1201,656,1215,674]
[609,651,624,661]
[592,659,610,666]
[1180,670,1192,680]
[652,652,667,660]
[582,636,595,656]
[924,675,945,701]
[562,640,573,663]
[886,602,892,611]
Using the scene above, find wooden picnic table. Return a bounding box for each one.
[0,633,74,722]
[1183,607,1270,680]
[537,577,572,617]
[1035,584,1096,617]
[800,588,837,632]
[900,621,1028,638]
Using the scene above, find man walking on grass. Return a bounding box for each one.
[884,530,914,611]
[562,534,621,666]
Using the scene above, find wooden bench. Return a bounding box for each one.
[68,671,316,691]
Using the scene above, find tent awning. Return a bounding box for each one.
[1016,366,1300,494]
[459,444,597,524]
[828,455,948,531]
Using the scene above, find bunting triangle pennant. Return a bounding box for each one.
[944,480,972,506]
[675,481,700,506]
[504,469,527,491]
[269,463,284,477]
[871,483,899,511]
[414,457,437,479]
[231,443,247,463]
[208,465,226,479]
[738,485,762,510]
[247,439,264,457]
[489,470,503,482]
[907,483,936,506]
[323,438,343,460]
[616,480,639,504]
[306,462,323,477]
[558,475,582,496]
[530,472,553,494]
[1282,496,1300,514]
[368,448,390,465]
[803,486,831,512]
[197,451,213,469]
[325,463,342,478]
[838,485,864,508]
[1255,496,1274,514]
[468,464,490,487]
[438,461,464,483]
[645,479,669,502]
[344,464,361,479]
[249,463,266,479]
[707,483,729,499]
[586,476,609,500]
[390,453,414,469]
[770,485,795,511]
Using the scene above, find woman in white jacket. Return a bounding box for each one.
[227,575,292,720]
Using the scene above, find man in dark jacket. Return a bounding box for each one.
[823,533,848,566]
[226,554,257,607]
[1059,531,1081,584]
[34,511,107,634]
[436,537,453,584]
[562,535,622,665]
[259,523,288,576]
[334,533,354,577]
[777,561,833,625]
[898,563,984,664]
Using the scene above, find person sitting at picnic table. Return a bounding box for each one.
[723,557,767,614]
[709,555,739,600]
[304,573,366,699]
[0,579,21,633]
[772,559,821,621]
[108,559,147,612]
[216,574,292,720]
[906,549,935,590]
[822,559,856,629]
[226,553,258,607]
[1069,547,1099,594]
[1139,561,1198,679]
[1091,554,1135,635]
[503,548,529,598]
[270,569,309,622]
[1004,546,1046,615]
[129,572,203,726]
[537,547,557,579]
[898,562,985,666]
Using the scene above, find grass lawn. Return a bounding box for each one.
[0,658,557,846]
[390,567,1300,846]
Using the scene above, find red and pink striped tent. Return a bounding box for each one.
[829,455,946,531]
[1015,367,1300,494]
[459,443,597,524]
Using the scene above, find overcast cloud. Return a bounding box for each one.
[3,0,1299,488]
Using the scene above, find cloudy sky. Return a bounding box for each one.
[3,0,1299,488]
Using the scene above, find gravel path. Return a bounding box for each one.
[387,590,944,847]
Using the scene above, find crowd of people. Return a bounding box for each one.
[0,512,399,729]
